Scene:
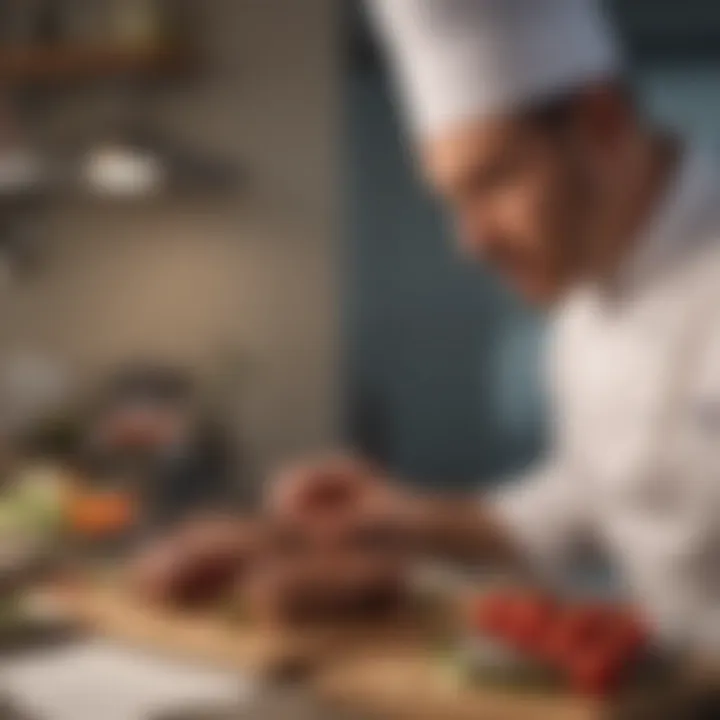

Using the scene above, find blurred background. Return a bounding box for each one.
[0,0,340,535]
[0,0,719,536]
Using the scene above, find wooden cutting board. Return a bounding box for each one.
[60,583,429,681]
[62,585,603,719]
[314,649,601,720]
[60,584,333,679]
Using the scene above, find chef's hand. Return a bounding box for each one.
[267,453,519,564]
[244,544,405,626]
[129,515,263,606]
[267,454,413,544]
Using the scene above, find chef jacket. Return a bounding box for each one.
[491,144,720,653]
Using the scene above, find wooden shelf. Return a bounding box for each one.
[0,45,195,85]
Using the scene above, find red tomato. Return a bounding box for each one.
[600,616,649,666]
[570,647,625,698]
[505,594,557,654]
[471,592,508,636]
[493,590,538,642]
[618,613,649,648]
[541,624,575,666]
[540,606,612,668]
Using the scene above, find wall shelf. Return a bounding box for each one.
[0,44,195,85]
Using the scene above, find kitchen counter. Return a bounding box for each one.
[0,640,369,720]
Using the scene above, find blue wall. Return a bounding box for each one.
[345,65,720,490]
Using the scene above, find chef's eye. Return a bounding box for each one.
[462,159,521,205]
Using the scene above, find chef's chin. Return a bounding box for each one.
[505,267,564,307]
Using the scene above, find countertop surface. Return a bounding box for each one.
[0,640,369,720]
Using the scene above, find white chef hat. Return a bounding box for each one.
[366,0,622,139]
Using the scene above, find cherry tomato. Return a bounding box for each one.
[540,606,612,667]
[599,615,649,667]
[471,591,508,635]
[570,646,625,698]
[617,613,649,650]
[505,594,557,654]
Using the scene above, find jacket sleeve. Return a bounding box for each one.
[487,461,592,577]
[487,310,592,577]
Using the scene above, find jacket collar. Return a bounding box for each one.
[602,142,717,304]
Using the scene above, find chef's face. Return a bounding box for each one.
[421,85,632,304]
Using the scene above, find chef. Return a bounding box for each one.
[269,0,720,669]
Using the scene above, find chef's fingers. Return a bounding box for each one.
[267,453,377,517]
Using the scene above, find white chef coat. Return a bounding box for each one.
[491,144,720,653]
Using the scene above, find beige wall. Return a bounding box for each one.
[0,0,342,487]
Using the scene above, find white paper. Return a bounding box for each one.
[0,640,252,720]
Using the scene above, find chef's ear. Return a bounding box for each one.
[579,81,638,151]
